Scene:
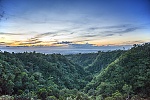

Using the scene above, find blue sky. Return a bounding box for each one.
[0,0,150,46]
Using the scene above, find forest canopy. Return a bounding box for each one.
[0,43,150,100]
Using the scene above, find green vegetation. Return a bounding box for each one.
[84,43,150,99]
[86,50,125,74]
[0,43,150,99]
[0,51,88,99]
[65,53,98,68]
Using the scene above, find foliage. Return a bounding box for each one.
[0,43,150,99]
[86,50,125,74]
[66,53,98,68]
[0,51,87,99]
[84,43,150,99]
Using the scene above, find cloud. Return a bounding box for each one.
[18,41,43,45]
[99,26,140,36]
[84,34,99,37]
[0,42,7,45]
[0,32,24,35]
[71,24,140,40]
[12,31,70,46]
[37,32,56,36]
[104,34,114,36]
[115,27,139,34]
[88,27,100,31]
[73,39,91,43]
[0,42,13,46]
[0,30,75,46]
[87,24,131,31]
[30,30,71,39]
[69,43,94,48]
[56,41,72,44]
[0,37,5,39]
[70,32,74,34]
[121,40,145,45]
[21,32,57,46]
[68,42,131,50]
[102,24,131,29]
[0,23,145,47]
[34,32,56,39]
[87,24,140,35]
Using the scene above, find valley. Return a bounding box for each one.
[0,43,150,100]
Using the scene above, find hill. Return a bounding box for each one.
[0,51,88,99]
[84,43,150,99]
[0,43,150,99]
[85,50,125,74]
[65,53,98,68]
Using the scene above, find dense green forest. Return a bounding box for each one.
[65,53,98,68]
[85,50,126,74]
[0,43,150,100]
[84,43,150,100]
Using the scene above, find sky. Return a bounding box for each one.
[0,0,150,47]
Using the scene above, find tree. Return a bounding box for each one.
[37,88,48,100]
[122,84,132,100]
[5,80,14,95]
[112,91,123,100]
